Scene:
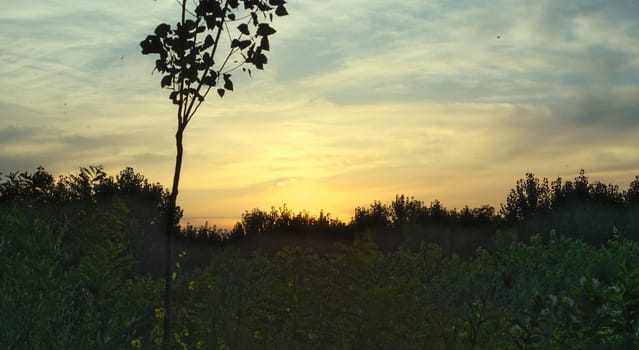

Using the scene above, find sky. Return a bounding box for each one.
[1,0,639,228]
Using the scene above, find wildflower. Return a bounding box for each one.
[188,280,198,291]
[155,307,165,320]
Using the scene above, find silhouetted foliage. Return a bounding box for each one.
[627,176,639,205]
[501,172,551,223]
[352,200,392,231]
[0,166,55,204]
[0,166,165,348]
[500,170,639,244]
[4,166,639,260]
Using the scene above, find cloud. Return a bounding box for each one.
[276,0,639,107]
[557,87,639,128]
[0,125,43,144]
[0,120,175,178]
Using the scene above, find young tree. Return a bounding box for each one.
[139,0,288,346]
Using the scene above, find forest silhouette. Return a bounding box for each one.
[2,166,639,348]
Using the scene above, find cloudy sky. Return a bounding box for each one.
[1,0,639,227]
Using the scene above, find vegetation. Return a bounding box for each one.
[1,166,639,349]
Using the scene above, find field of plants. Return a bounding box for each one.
[2,167,639,349]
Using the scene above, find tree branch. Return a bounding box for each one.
[184,0,230,119]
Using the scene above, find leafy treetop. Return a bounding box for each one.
[140,0,288,116]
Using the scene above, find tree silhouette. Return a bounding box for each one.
[500,172,551,222]
[139,0,287,346]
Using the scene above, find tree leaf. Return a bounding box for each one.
[196,1,221,16]
[154,23,171,37]
[260,36,270,51]
[233,39,252,50]
[223,74,234,91]
[257,23,277,36]
[161,75,173,88]
[275,5,288,16]
[155,58,167,72]
[204,15,217,29]
[246,44,255,59]
[169,91,180,104]
[253,52,267,69]
[203,35,215,49]
[184,67,198,84]
[140,35,163,55]
[237,23,250,35]
[184,19,197,32]
[217,88,225,97]
[201,72,217,86]
[202,52,214,67]
[184,87,198,96]
[257,2,270,12]
[238,40,251,50]
[227,13,236,21]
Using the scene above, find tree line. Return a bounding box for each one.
[2,166,639,272]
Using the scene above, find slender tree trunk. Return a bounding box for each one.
[163,3,188,347]
[163,126,184,349]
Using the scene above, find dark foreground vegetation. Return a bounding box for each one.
[1,166,639,349]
